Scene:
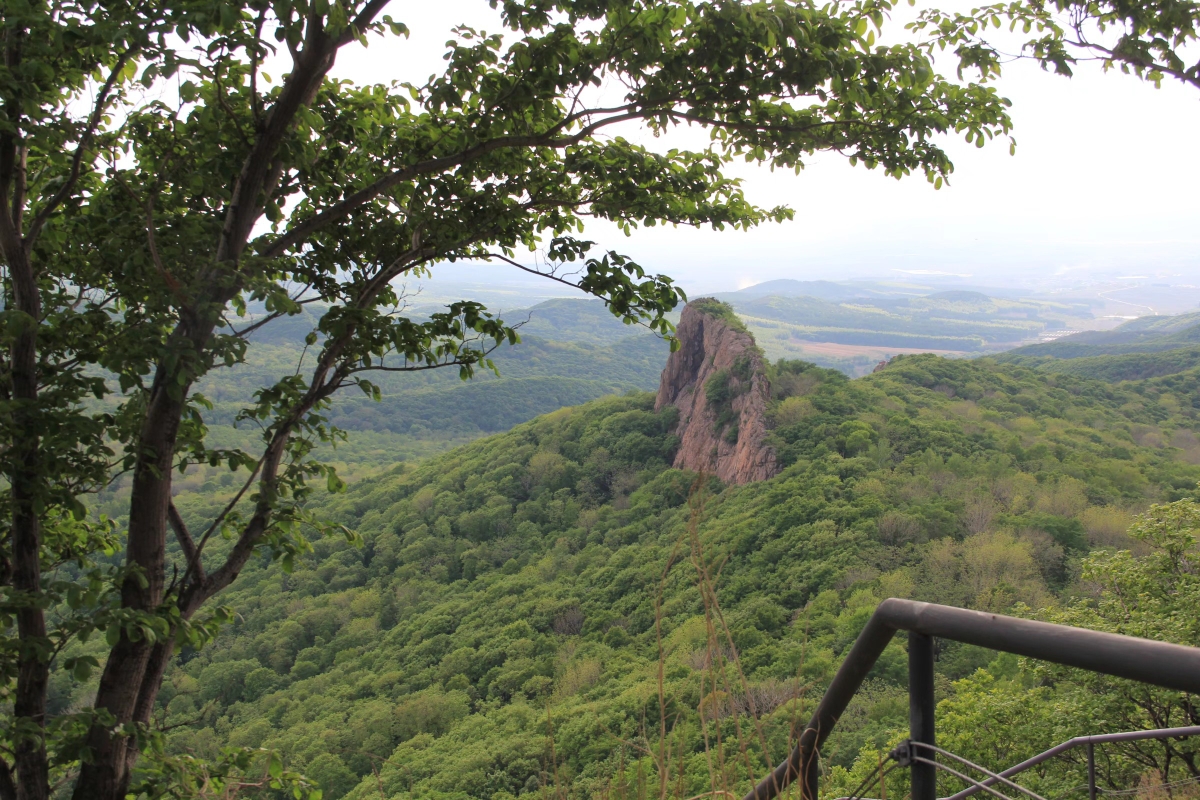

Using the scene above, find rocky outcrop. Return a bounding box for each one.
[655,300,778,484]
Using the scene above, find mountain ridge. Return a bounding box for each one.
[154,353,1200,800]
[998,310,1200,380]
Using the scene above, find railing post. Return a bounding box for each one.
[910,632,937,800]
[801,745,819,800]
[743,599,1200,800]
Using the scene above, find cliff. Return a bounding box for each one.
[655,300,778,484]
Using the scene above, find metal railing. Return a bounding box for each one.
[741,599,1200,800]
[943,725,1200,800]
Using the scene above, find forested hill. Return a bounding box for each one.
[130,354,1200,800]
[998,311,1200,381]
[126,301,671,518]
[203,298,671,439]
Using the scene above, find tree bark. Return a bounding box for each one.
[71,352,189,799]
[68,7,394,797]
[0,26,49,798]
[2,221,49,800]
[69,19,348,800]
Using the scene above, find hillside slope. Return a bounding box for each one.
[128,304,671,517]
[123,355,1200,800]
[999,312,1200,380]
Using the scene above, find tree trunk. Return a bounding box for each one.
[6,260,49,800]
[118,638,178,796]
[66,17,360,799]
[0,132,49,800]
[71,371,186,800]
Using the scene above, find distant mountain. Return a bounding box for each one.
[241,297,655,348]
[720,279,877,302]
[717,292,1084,352]
[926,290,992,303]
[722,279,1033,303]
[511,298,659,345]
[998,311,1200,380]
[1000,312,1200,358]
[1006,347,1200,382]
[188,297,672,464]
[1111,311,1200,335]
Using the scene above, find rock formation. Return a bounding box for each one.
[655,300,778,484]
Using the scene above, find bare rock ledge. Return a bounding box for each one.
[654,300,778,485]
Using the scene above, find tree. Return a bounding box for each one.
[911,0,1200,92]
[0,1,1014,798]
[1036,497,1200,788]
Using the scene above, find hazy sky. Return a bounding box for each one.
[328,1,1200,294]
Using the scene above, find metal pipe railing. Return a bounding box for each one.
[835,727,1200,800]
[917,743,1051,800]
[942,725,1200,800]
[741,599,1200,800]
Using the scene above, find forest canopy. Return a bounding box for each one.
[136,355,1200,800]
[1,0,1197,797]
[0,0,1022,797]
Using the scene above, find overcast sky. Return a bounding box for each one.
[327,0,1200,294]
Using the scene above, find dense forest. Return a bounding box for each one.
[1000,313,1200,381]
[5,0,1197,796]
[57,339,1200,799]
[88,302,672,524]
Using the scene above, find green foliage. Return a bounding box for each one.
[705,353,758,441]
[832,495,1200,800]
[1010,345,1200,382]
[148,357,1200,799]
[705,368,744,439]
[690,298,749,333]
[910,0,1200,92]
[1000,315,1200,380]
[4,0,1020,791]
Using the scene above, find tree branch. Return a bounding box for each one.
[215,0,395,268]
[167,502,204,584]
[257,109,644,259]
[342,0,395,47]
[0,757,17,800]
[25,46,139,249]
[210,66,253,149]
[144,190,187,304]
[189,373,347,607]
[214,17,334,265]
[10,145,26,232]
[180,237,500,606]
[177,451,267,596]
[224,296,321,341]
[249,7,267,124]
[346,339,509,374]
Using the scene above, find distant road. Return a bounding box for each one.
[1097,286,1156,315]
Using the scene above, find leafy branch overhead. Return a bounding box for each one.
[911,0,1200,90]
[0,0,1020,798]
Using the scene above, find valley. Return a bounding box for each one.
[101,299,1200,800]
[7,5,1199,800]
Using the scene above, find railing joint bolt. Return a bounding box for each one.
[891,740,916,767]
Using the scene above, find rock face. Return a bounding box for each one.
[655,300,778,484]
